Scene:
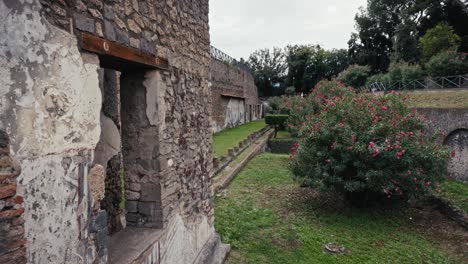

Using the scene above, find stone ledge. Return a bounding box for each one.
[193,233,230,264]
[212,126,270,177]
[108,227,164,264]
[214,129,273,192]
[430,195,468,229]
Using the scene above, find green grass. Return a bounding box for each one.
[213,120,267,157]
[440,180,468,212]
[215,153,464,264]
[405,89,468,109]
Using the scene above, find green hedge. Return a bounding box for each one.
[265,115,289,126]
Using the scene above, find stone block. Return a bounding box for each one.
[74,13,95,33]
[137,159,158,171]
[130,37,140,49]
[103,5,115,20]
[104,20,116,42]
[87,165,105,208]
[89,210,107,233]
[115,27,129,45]
[227,149,234,157]
[138,202,161,217]
[140,38,153,54]
[126,201,138,213]
[140,183,161,202]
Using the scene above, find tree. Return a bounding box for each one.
[285,45,318,93]
[419,23,461,62]
[247,48,287,97]
[392,19,420,63]
[286,45,351,93]
[349,1,410,72]
[349,0,468,72]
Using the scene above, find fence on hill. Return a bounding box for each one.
[363,75,468,93]
[210,45,252,73]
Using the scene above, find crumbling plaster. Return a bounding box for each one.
[1,0,102,262]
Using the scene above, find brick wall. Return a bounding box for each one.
[210,58,262,132]
[0,131,26,264]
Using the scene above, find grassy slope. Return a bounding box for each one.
[440,180,468,212]
[405,89,468,109]
[213,120,266,157]
[215,154,464,264]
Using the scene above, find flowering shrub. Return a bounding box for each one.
[289,81,450,205]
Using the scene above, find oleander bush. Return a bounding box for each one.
[289,81,450,206]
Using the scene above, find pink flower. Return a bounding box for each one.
[395,187,400,192]
[451,151,456,158]
[351,135,357,142]
[408,170,412,175]
[383,189,388,194]
[325,159,331,164]
[396,151,404,159]
[368,142,375,149]
[372,148,381,157]
[425,181,431,186]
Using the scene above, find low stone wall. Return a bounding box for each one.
[268,139,296,154]
[0,131,26,263]
[212,126,270,176]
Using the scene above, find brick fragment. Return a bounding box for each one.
[0,184,16,199]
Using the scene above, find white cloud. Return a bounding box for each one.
[209,0,366,60]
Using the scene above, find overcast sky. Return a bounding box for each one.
[209,0,367,60]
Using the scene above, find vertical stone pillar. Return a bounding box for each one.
[0,131,26,263]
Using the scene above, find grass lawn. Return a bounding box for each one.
[213,120,267,158]
[440,180,468,212]
[405,89,468,109]
[215,153,467,264]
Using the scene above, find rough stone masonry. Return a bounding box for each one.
[0,0,228,263]
[210,52,263,133]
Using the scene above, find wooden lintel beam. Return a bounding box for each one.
[79,32,169,70]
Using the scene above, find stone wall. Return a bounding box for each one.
[210,57,262,133]
[0,131,26,264]
[417,108,468,182]
[1,0,226,263]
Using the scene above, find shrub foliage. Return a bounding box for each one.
[425,50,468,77]
[289,81,449,205]
[338,64,371,88]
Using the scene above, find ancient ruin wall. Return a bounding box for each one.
[1,0,219,263]
[417,108,468,182]
[210,58,261,133]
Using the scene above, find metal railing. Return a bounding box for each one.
[210,45,252,73]
[365,75,468,92]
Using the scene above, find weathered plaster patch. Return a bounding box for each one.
[160,214,214,264]
[0,0,102,158]
[143,71,160,126]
